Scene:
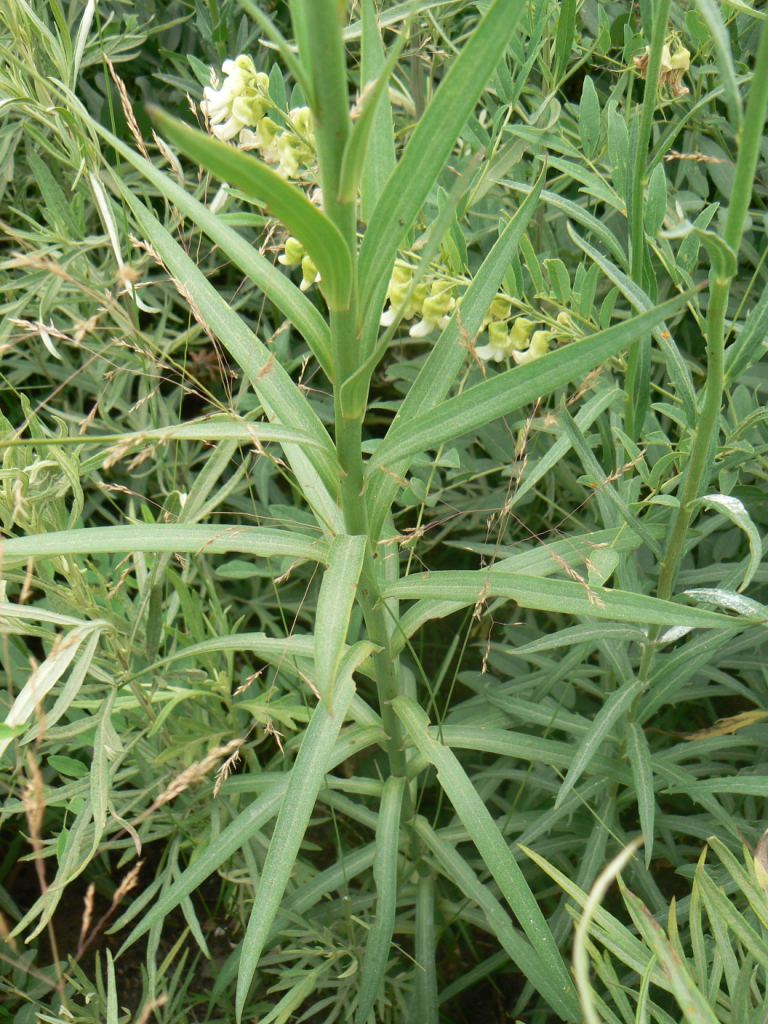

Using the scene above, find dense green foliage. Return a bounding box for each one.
[2,2,768,1022]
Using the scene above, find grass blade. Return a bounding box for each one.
[90,122,332,374]
[340,6,407,208]
[384,570,744,629]
[414,874,439,1024]
[316,535,367,704]
[358,0,398,221]
[555,679,642,808]
[414,816,579,1020]
[626,722,656,868]
[366,173,545,536]
[355,776,404,1024]
[0,525,328,567]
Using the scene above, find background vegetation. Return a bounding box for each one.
[2,1,768,1022]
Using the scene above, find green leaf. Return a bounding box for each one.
[579,76,601,160]
[556,679,642,808]
[368,291,695,474]
[567,225,697,424]
[47,755,89,779]
[393,697,576,1011]
[644,162,667,237]
[554,0,577,82]
[626,722,656,868]
[340,6,406,208]
[238,0,313,103]
[384,570,747,628]
[624,889,720,1024]
[91,123,332,374]
[695,0,743,133]
[148,106,353,311]
[359,0,397,221]
[695,493,762,592]
[358,0,526,306]
[235,641,376,1021]
[414,875,439,1024]
[315,535,367,704]
[0,525,328,567]
[414,817,579,1021]
[355,776,405,1024]
[112,185,342,526]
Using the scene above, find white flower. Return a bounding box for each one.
[512,329,552,365]
[379,262,426,326]
[200,55,270,142]
[475,317,535,363]
[278,237,305,268]
[408,280,456,337]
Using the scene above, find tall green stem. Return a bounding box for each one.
[298,0,409,784]
[637,19,768,683]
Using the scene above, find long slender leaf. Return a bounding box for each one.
[112,184,341,513]
[0,525,328,567]
[316,535,367,704]
[340,7,407,207]
[359,0,398,221]
[555,680,642,808]
[355,776,405,1024]
[414,817,579,1021]
[366,173,545,536]
[89,122,332,373]
[384,570,744,628]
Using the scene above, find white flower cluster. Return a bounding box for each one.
[379,261,457,337]
[476,306,575,365]
[201,55,315,178]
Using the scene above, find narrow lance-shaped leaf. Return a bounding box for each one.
[358,0,398,220]
[626,721,656,868]
[148,106,353,312]
[358,0,526,307]
[315,535,367,704]
[0,524,328,568]
[355,776,405,1024]
[555,679,642,808]
[112,184,341,511]
[393,696,576,1010]
[413,817,580,1021]
[414,874,439,1024]
[339,10,407,207]
[368,290,695,475]
[383,570,749,628]
[235,641,376,1021]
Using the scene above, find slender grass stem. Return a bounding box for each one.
[624,0,672,439]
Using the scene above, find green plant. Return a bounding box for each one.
[2,1,768,1022]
